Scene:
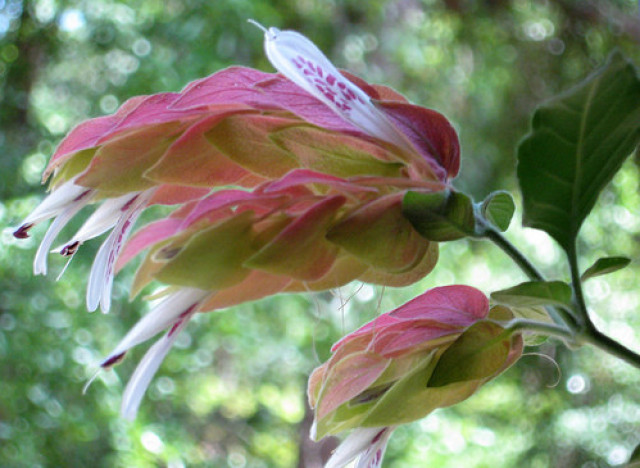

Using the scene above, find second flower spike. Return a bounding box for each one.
[308,285,523,467]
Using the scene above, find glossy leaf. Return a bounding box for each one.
[402,190,476,241]
[581,256,631,281]
[517,52,640,251]
[491,281,572,308]
[481,191,515,232]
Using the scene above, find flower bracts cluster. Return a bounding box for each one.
[308,286,523,467]
[17,64,458,311]
[13,27,462,422]
[123,170,442,311]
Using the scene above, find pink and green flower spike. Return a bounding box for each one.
[12,26,461,423]
[308,286,523,467]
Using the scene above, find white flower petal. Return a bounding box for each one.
[16,178,91,234]
[86,190,154,313]
[260,26,408,151]
[120,310,195,421]
[310,420,318,441]
[86,234,112,312]
[33,194,91,276]
[101,288,208,366]
[56,192,139,253]
[325,427,394,468]
[354,427,393,468]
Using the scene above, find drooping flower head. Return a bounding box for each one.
[12,26,460,418]
[308,286,523,467]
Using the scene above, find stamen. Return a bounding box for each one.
[247,19,267,33]
[56,254,75,282]
[82,369,101,394]
[248,19,278,41]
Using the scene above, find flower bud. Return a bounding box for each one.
[309,285,523,440]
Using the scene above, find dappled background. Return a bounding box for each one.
[1,0,640,466]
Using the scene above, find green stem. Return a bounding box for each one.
[503,318,574,342]
[475,217,640,368]
[566,241,640,369]
[566,241,594,331]
[481,226,545,282]
[480,225,578,329]
[580,328,640,370]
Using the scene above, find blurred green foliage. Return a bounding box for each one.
[1,0,640,467]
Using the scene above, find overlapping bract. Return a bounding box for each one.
[121,170,442,309]
[45,66,458,192]
[17,66,458,311]
[308,286,523,467]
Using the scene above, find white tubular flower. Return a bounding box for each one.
[98,287,209,420]
[325,427,394,468]
[12,176,94,276]
[55,192,142,258]
[86,189,155,313]
[120,311,193,421]
[253,22,412,153]
[33,194,91,276]
[13,177,93,239]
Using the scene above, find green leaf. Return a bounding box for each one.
[491,281,572,308]
[480,191,515,232]
[517,52,640,252]
[581,256,631,281]
[402,190,476,241]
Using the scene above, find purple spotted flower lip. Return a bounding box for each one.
[258,23,460,181]
[13,25,462,421]
[259,24,408,149]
